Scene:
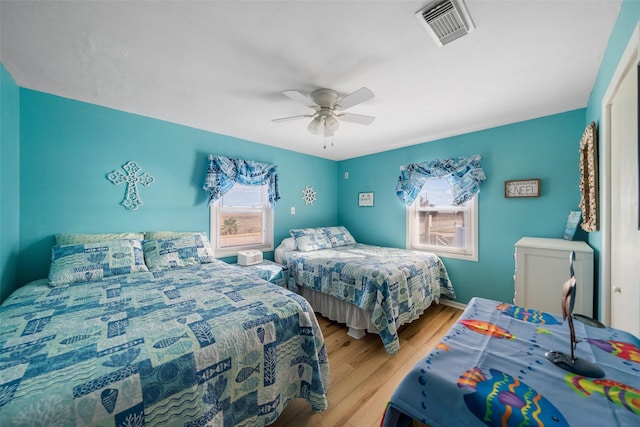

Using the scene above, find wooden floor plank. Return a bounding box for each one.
[269,303,462,427]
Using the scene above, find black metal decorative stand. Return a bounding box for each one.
[545,251,605,378]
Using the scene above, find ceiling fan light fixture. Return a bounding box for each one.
[274,86,375,144]
[325,114,340,132]
[307,116,323,135]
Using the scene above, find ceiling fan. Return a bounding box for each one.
[272,87,375,139]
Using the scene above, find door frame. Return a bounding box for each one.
[599,22,640,325]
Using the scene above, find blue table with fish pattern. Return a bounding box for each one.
[382,297,640,427]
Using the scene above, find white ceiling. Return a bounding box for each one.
[0,0,622,161]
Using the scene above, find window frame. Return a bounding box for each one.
[209,183,274,258]
[405,179,478,262]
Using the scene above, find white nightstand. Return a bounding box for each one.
[514,237,594,317]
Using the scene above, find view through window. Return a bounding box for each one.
[211,183,273,256]
[407,177,477,260]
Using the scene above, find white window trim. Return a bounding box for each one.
[209,185,274,258]
[406,195,478,262]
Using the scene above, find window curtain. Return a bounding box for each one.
[203,155,280,208]
[395,154,486,206]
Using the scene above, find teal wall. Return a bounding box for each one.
[3,2,634,306]
[18,89,337,286]
[0,64,20,302]
[338,110,588,305]
[585,2,640,300]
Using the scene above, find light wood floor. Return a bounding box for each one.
[269,303,463,427]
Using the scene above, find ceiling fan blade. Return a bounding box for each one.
[272,114,314,123]
[337,112,375,125]
[282,90,318,108]
[335,87,375,110]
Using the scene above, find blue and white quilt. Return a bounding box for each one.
[0,261,329,426]
[280,244,455,355]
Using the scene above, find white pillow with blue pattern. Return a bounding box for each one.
[323,226,356,247]
[289,228,333,252]
[143,234,214,270]
[49,239,148,286]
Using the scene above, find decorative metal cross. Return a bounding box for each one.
[106,161,155,210]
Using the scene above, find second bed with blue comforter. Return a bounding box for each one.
[279,238,455,355]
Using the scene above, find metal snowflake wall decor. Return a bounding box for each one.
[107,161,155,210]
[302,186,317,205]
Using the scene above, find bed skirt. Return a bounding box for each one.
[299,287,377,338]
[300,287,437,340]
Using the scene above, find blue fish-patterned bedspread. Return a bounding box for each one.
[281,244,455,355]
[382,297,640,427]
[0,261,329,426]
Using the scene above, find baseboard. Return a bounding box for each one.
[439,299,466,311]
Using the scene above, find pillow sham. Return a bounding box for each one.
[289,228,333,252]
[55,232,144,245]
[144,231,206,241]
[323,226,356,247]
[280,237,297,251]
[49,239,148,286]
[143,234,214,270]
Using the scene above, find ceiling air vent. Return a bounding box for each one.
[416,0,475,47]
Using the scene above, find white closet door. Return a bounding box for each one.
[610,59,640,336]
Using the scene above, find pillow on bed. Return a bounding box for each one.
[280,237,297,250]
[289,228,333,252]
[322,226,356,247]
[143,234,214,270]
[49,239,148,286]
[55,232,144,245]
[144,231,207,240]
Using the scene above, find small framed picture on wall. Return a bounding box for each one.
[358,192,374,207]
[504,179,540,198]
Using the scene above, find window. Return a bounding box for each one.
[210,183,274,257]
[406,177,478,261]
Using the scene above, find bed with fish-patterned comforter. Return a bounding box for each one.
[279,243,455,355]
[382,297,640,427]
[0,261,329,426]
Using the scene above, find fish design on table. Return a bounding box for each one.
[460,320,515,340]
[153,332,189,349]
[566,373,640,414]
[435,342,450,352]
[496,303,561,325]
[585,338,640,363]
[236,364,260,383]
[457,367,569,426]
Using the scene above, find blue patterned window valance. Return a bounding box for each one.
[203,155,280,208]
[395,154,486,206]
